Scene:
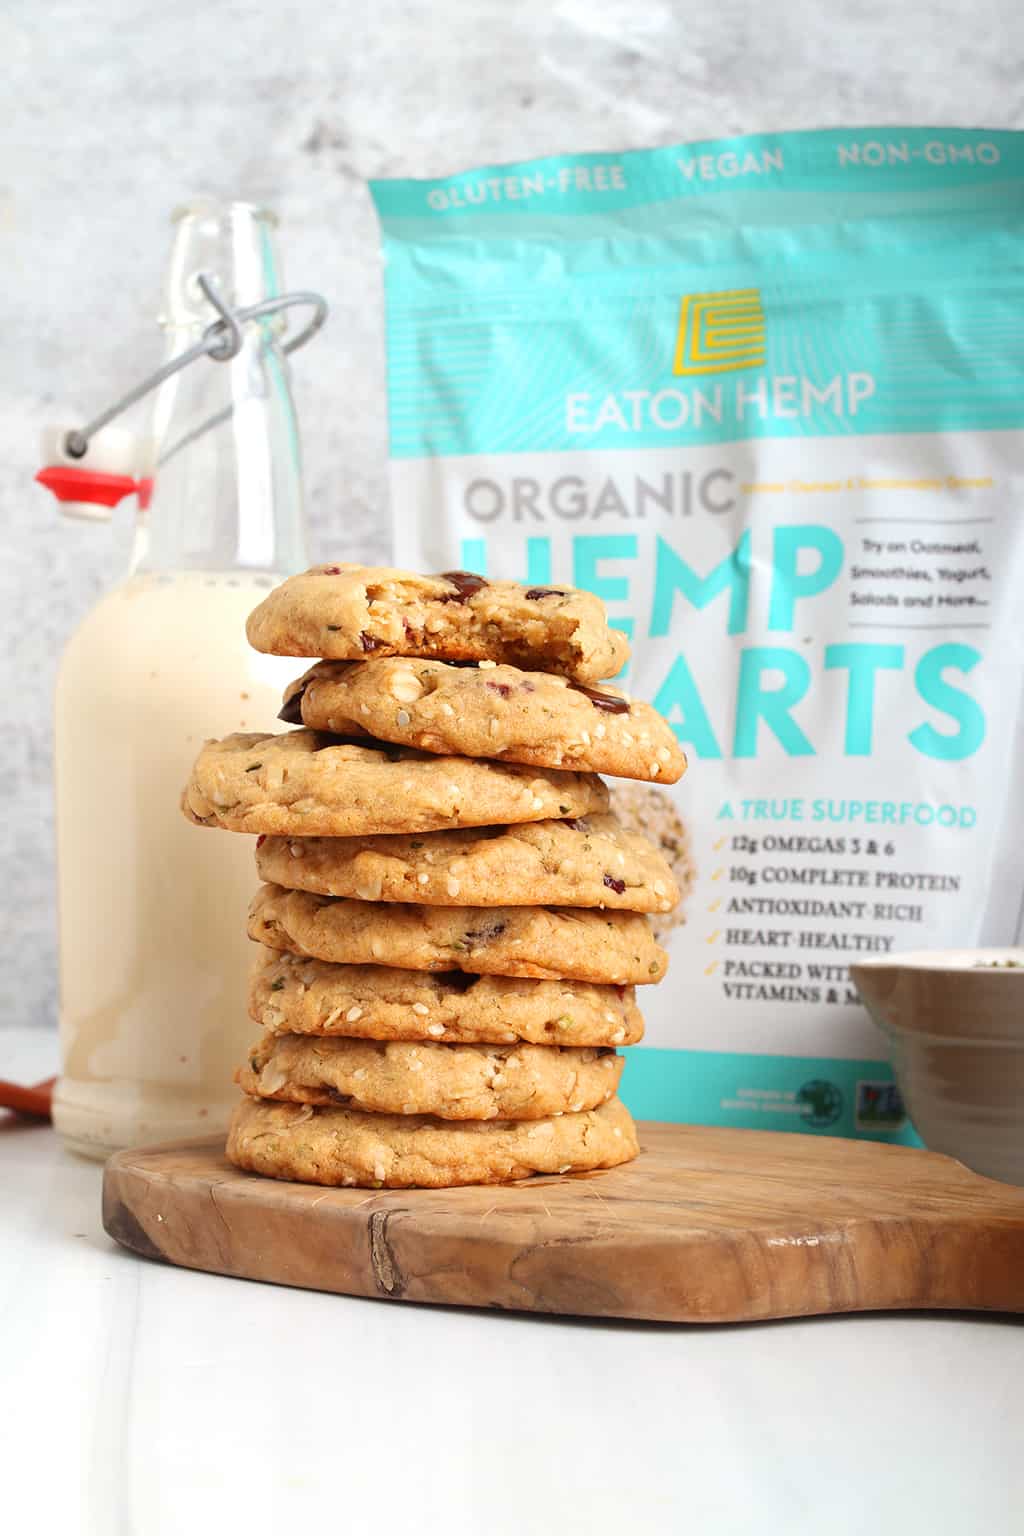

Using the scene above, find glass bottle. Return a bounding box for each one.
[52,200,307,1157]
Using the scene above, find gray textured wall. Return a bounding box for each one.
[3,0,1022,1031]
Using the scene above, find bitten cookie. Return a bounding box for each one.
[256,814,679,914]
[250,949,644,1047]
[226,1093,639,1188]
[182,730,607,836]
[246,564,629,683]
[238,1033,624,1120]
[249,884,669,984]
[281,657,685,783]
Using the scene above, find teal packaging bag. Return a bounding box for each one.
[370,127,1024,1142]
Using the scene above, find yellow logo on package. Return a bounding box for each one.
[673,288,766,375]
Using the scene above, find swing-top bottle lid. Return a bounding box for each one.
[35,197,324,538]
[36,424,152,520]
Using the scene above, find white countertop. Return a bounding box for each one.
[2,1025,1022,1536]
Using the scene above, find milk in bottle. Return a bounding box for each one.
[53,201,307,1156]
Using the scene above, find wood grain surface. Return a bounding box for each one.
[102,1122,1024,1323]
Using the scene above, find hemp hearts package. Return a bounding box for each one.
[370,127,1024,1142]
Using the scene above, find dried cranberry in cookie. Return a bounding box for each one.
[245,563,629,682]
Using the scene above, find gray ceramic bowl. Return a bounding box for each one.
[851,948,1024,1185]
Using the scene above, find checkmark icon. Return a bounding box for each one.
[713,835,727,851]
[707,898,722,913]
[706,929,721,944]
[710,867,725,882]
[704,961,720,976]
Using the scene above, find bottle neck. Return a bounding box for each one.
[131,201,308,578]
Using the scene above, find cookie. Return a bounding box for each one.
[256,815,679,914]
[250,948,644,1047]
[609,783,697,941]
[250,884,668,984]
[182,729,607,836]
[245,564,629,683]
[238,1033,624,1120]
[226,1093,639,1188]
[281,657,686,783]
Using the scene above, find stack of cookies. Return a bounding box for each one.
[182,564,687,1188]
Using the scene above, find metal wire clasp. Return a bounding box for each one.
[62,275,328,459]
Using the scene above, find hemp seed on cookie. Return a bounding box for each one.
[246,563,629,682]
[238,1033,624,1120]
[256,814,679,913]
[249,884,669,984]
[227,1093,639,1188]
[281,656,685,783]
[249,949,645,1047]
[182,729,607,836]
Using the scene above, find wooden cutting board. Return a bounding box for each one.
[102,1122,1024,1323]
